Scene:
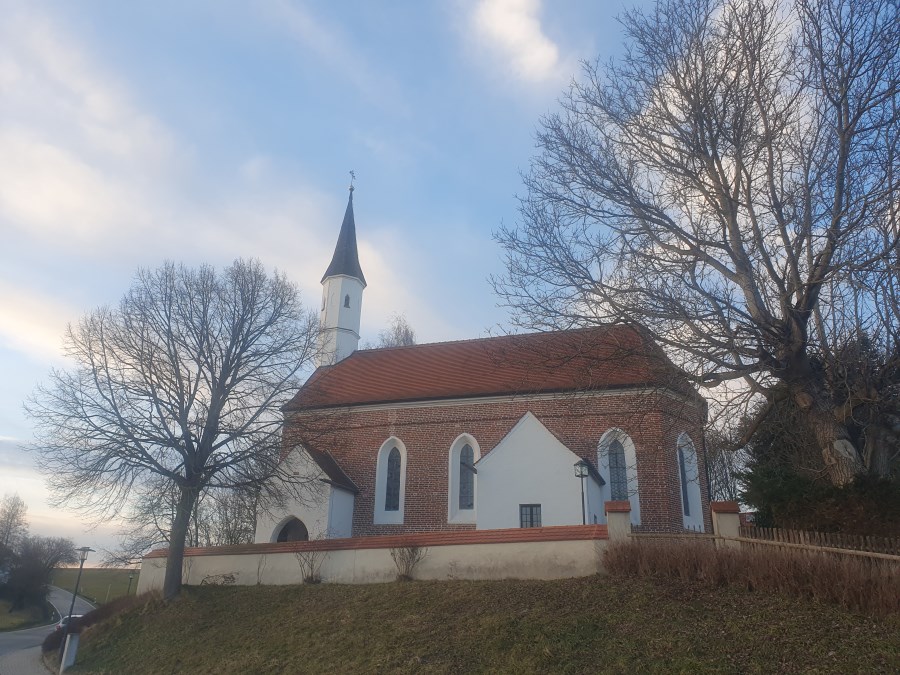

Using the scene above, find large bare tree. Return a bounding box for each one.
[28,259,319,599]
[494,0,900,486]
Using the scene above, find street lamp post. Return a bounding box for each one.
[574,460,590,525]
[127,571,135,596]
[62,546,94,666]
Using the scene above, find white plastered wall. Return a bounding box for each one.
[476,412,592,530]
[254,448,352,542]
[317,274,364,366]
[327,488,355,538]
[136,537,607,593]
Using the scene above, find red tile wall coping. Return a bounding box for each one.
[710,501,740,514]
[604,500,632,513]
[145,524,609,559]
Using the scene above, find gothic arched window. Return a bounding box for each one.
[344,294,351,308]
[385,447,401,511]
[677,445,690,516]
[458,444,475,510]
[598,429,641,525]
[608,439,628,501]
[375,438,406,524]
[677,434,704,530]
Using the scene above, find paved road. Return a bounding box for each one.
[0,587,95,658]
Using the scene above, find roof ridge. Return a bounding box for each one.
[353,325,622,355]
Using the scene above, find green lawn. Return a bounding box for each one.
[72,576,900,673]
[52,568,139,605]
[0,599,48,631]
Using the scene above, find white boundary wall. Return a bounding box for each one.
[138,538,607,592]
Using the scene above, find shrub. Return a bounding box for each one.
[294,549,327,584]
[389,546,427,582]
[741,469,900,536]
[605,540,900,615]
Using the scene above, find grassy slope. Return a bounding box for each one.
[0,599,44,631]
[73,577,899,674]
[52,568,137,605]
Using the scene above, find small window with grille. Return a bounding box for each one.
[519,504,541,528]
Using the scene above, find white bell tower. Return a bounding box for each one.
[317,183,366,367]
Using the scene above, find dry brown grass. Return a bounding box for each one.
[605,539,900,615]
[71,578,900,673]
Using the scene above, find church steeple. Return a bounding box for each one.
[321,187,366,286]
[316,181,366,368]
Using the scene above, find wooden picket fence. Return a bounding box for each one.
[739,526,900,557]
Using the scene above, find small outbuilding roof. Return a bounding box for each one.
[286,325,696,411]
[305,446,359,494]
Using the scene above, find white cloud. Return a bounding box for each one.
[0,279,76,363]
[0,7,179,249]
[0,4,461,372]
[0,130,137,240]
[0,9,176,166]
[470,0,564,84]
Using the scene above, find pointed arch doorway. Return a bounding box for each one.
[275,517,309,542]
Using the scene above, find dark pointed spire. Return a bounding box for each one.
[321,183,366,286]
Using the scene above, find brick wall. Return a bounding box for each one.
[285,388,708,536]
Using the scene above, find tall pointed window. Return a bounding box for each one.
[598,429,641,525]
[677,445,690,516]
[375,437,406,524]
[344,294,351,308]
[385,447,401,511]
[447,434,479,524]
[608,439,628,501]
[677,434,704,530]
[458,444,475,510]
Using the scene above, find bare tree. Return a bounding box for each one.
[493,0,900,485]
[377,314,417,348]
[0,493,27,549]
[27,259,320,599]
[704,430,745,502]
[104,479,259,567]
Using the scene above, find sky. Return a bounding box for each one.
[0,0,650,559]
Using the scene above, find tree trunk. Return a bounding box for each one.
[794,390,864,486]
[864,418,898,479]
[162,485,198,601]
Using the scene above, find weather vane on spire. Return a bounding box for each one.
[349,170,356,193]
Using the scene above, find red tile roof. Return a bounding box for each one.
[286,325,692,410]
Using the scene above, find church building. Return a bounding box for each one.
[255,189,710,544]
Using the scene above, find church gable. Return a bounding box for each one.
[477,412,603,530]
